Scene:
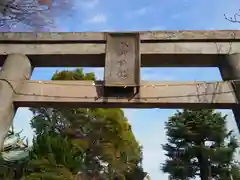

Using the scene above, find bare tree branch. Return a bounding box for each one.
[224,9,240,23]
[0,0,74,31]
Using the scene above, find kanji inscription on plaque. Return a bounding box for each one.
[104,33,140,86]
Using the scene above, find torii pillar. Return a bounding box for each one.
[218,53,240,132]
[0,54,32,151]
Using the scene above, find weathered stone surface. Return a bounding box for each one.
[0,54,32,151]
[13,80,236,108]
[104,33,140,86]
[0,30,239,41]
[218,53,240,132]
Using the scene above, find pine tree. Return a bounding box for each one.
[162,109,239,180]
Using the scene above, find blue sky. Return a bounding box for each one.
[2,0,240,179]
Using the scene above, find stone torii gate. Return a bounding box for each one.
[0,30,240,150]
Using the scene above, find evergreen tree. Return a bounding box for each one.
[230,161,240,179]
[162,109,239,180]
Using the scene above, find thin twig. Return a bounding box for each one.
[224,9,240,23]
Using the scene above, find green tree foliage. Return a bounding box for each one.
[162,109,239,180]
[124,149,148,180]
[231,162,240,179]
[22,158,75,180]
[22,68,145,179]
[124,166,147,180]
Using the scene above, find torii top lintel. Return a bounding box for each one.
[0,30,240,42]
[0,30,240,68]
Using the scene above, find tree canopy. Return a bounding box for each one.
[162,109,239,180]
[21,68,146,180]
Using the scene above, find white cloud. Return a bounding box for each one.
[86,14,107,24]
[124,6,152,19]
[134,7,150,16]
[72,0,99,10]
[80,0,99,9]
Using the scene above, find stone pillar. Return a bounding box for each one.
[0,54,32,151]
[218,53,240,132]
